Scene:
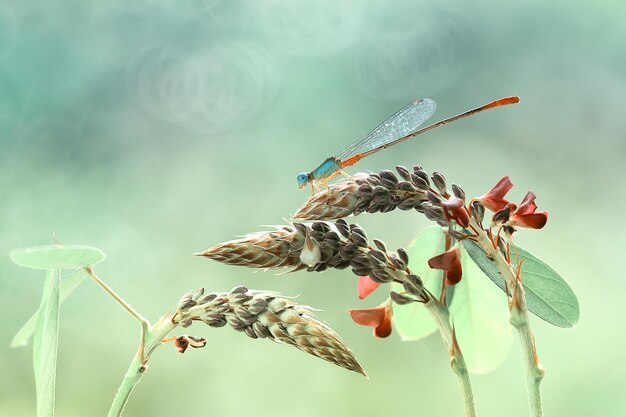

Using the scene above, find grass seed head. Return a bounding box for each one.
[176,286,366,376]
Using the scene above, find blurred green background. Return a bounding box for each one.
[1,0,624,416]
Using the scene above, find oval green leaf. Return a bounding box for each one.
[461,240,579,327]
[449,247,512,374]
[10,244,105,270]
[392,226,444,341]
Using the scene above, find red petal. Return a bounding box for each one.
[357,276,381,299]
[428,246,460,270]
[446,266,463,286]
[481,176,513,212]
[441,196,464,210]
[489,176,514,200]
[442,197,470,227]
[348,307,386,327]
[428,246,463,286]
[515,191,538,215]
[348,302,393,338]
[511,212,548,229]
[374,308,393,338]
[453,207,470,228]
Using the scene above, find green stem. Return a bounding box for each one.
[107,317,177,417]
[107,349,145,417]
[510,281,545,417]
[452,357,475,417]
[83,267,179,416]
[425,298,477,417]
[83,267,148,328]
[471,220,544,417]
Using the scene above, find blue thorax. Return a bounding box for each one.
[310,157,341,181]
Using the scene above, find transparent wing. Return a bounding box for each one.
[336,98,437,160]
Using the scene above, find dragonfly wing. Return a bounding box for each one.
[336,98,437,161]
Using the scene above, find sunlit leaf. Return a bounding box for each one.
[10,244,105,270]
[33,270,61,417]
[392,226,444,341]
[11,269,85,348]
[448,247,512,374]
[462,240,579,327]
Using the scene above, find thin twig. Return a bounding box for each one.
[83,267,149,328]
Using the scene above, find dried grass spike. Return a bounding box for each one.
[177,288,366,375]
[196,226,303,269]
[293,180,361,221]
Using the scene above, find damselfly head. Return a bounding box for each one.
[297,173,309,188]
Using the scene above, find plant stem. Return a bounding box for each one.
[452,357,475,417]
[470,220,544,417]
[510,281,545,417]
[83,267,149,328]
[107,348,145,417]
[83,266,179,416]
[425,298,477,417]
[107,316,177,417]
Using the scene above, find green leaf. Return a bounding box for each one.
[462,240,579,327]
[33,270,61,417]
[10,244,105,270]
[393,227,512,373]
[392,226,444,341]
[11,269,86,348]
[448,247,513,374]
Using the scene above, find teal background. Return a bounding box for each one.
[1,0,624,416]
